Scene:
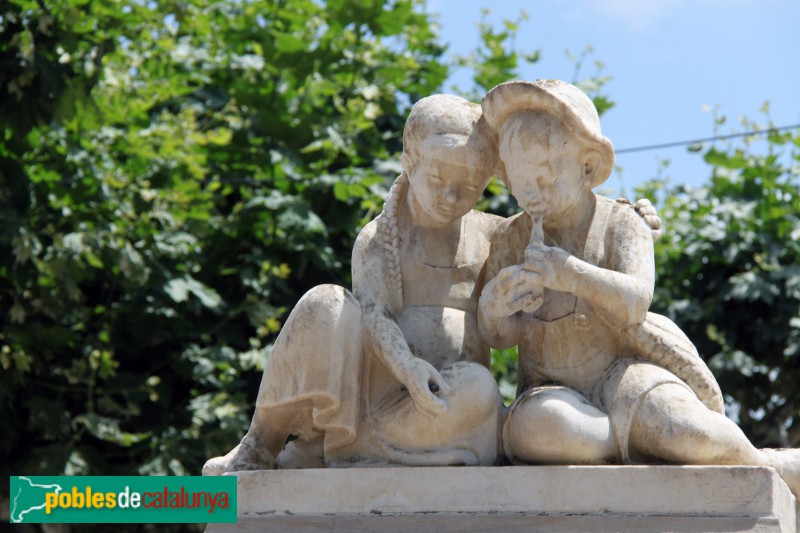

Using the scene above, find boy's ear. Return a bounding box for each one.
[583,150,602,184]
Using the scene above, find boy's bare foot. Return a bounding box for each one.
[762,448,800,497]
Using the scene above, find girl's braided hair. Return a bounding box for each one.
[378,172,408,315]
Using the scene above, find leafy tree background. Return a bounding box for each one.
[640,116,800,448]
[1,0,798,518]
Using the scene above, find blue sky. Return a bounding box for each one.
[428,0,800,198]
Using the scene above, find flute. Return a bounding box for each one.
[517,213,545,313]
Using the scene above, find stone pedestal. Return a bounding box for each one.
[206,465,797,532]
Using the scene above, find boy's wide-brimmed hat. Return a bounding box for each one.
[481,79,615,189]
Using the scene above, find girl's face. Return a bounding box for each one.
[500,120,585,221]
[406,149,488,226]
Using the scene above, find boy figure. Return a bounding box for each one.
[477,80,799,494]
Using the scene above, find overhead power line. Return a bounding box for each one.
[615,124,800,155]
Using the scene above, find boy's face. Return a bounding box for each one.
[503,131,584,221]
[406,149,488,225]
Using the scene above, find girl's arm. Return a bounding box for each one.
[351,220,450,416]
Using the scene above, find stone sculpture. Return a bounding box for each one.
[477,79,799,494]
[203,79,798,501]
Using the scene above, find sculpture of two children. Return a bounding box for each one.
[203,79,799,497]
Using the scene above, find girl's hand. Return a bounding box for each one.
[482,264,544,316]
[400,358,451,417]
[634,198,663,242]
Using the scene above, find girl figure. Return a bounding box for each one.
[478,80,799,494]
[204,94,504,473]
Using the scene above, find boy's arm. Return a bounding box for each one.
[524,201,655,326]
[352,219,450,415]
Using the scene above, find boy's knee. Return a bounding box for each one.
[633,383,723,460]
[505,395,570,463]
[504,388,611,464]
[640,384,712,434]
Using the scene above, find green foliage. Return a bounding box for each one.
[640,119,800,447]
[452,9,539,102]
[567,44,615,117]
[490,346,518,406]
[1,0,447,480]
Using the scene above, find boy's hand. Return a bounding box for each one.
[523,241,572,292]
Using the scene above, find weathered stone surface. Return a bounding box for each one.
[206,465,797,532]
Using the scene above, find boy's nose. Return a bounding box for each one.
[443,187,459,204]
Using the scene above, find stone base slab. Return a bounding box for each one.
[207,465,797,532]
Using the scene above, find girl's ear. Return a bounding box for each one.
[492,160,509,188]
[400,152,412,173]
